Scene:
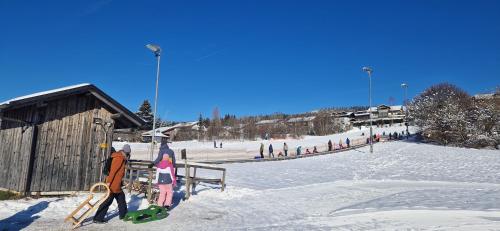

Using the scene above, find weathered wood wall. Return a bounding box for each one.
[0,106,35,192]
[0,93,114,192]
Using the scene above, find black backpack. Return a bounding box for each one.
[103,156,113,176]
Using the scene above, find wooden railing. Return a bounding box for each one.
[124,159,226,202]
[176,161,226,200]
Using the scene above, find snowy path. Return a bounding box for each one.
[1,141,500,230]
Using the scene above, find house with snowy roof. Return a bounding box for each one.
[142,121,202,141]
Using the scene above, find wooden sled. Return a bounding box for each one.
[65,183,111,229]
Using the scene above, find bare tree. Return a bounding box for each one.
[208,107,222,139]
[313,111,332,136]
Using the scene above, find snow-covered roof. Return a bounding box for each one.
[0,83,144,128]
[342,112,354,116]
[354,112,370,117]
[256,119,281,125]
[0,83,92,106]
[287,116,316,123]
[141,121,199,136]
[142,127,171,136]
[175,121,198,128]
[390,105,403,111]
[142,130,169,137]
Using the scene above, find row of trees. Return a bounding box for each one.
[136,101,361,141]
[196,108,351,141]
[410,83,499,148]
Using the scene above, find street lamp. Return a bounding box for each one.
[401,83,409,137]
[362,66,373,153]
[146,43,161,161]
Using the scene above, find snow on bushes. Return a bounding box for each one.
[410,83,499,148]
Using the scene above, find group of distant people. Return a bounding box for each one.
[214,140,223,148]
[365,130,410,144]
[256,130,412,159]
[328,138,351,151]
[258,137,353,159]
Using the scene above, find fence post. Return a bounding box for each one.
[221,169,226,192]
[147,169,152,203]
[181,149,190,200]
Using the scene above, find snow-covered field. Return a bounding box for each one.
[2,139,500,230]
[114,125,412,161]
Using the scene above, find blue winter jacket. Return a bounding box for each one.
[269,144,273,153]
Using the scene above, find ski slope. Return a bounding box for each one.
[1,140,500,230]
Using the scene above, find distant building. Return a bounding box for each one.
[142,121,202,141]
[286,116,316,135]
[350,105,406,127]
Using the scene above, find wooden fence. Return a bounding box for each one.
[124,159,226,202]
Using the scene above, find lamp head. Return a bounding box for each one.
[362,66,373,74]
[401,83,408,88]
[146,44,161,56]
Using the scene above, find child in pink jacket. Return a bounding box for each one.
[155,154,176,209]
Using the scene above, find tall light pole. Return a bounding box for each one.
[146,43,161,161]
[362,66,373,153]
[401,83,409,137]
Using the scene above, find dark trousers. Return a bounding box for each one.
[94,191,128,221]
[284,150,288,156]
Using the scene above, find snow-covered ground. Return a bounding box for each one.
[2,139,500,230]
[114,125,413,161]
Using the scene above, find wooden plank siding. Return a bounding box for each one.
[0,93,115,193]
[0,106,35,192]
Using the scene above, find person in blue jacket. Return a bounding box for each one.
[346,138,350,148]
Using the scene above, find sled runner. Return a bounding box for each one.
[65,183,111,229]
[123,205,168,224]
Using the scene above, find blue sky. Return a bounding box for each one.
[1,0,499,121]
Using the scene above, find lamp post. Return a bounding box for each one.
[401,83,409,137]
[146,43,161,161]
[362,66,373,153]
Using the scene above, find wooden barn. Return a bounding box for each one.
[0,84,143,194]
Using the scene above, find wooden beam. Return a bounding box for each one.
[0,116,32,125]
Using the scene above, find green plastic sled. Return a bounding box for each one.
[123,205,168,224]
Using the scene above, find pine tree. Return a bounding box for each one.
[136,100,154,130]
